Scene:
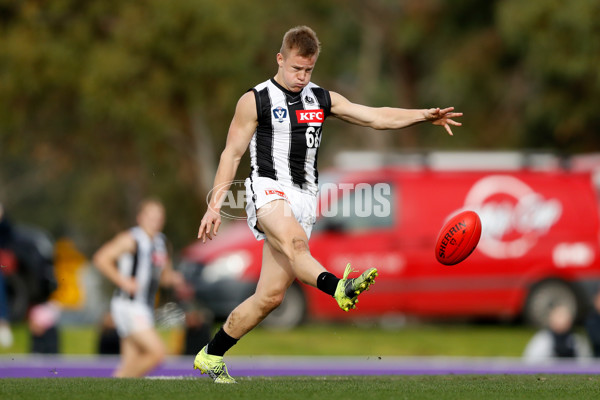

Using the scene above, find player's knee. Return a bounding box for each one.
[283,236,309,262]
[292,237,309,252]
[257,292,285,315]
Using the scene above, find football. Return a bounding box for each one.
[435,210,482,265]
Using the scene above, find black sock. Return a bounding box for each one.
[317,272,340,296]
[206,327,239,357]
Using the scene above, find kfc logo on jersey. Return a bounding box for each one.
[272,106,287,123]
[296,109,324,123]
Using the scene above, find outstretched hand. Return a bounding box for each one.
[424,107,463,136]
[198,208,221,243]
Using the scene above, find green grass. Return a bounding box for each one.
[230,323,538,357]
[1,376,600,400]
[1,322,543,356]
[0,324,100,355]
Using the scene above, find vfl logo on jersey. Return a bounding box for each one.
[296,109,324,123]
[272,106,288,123]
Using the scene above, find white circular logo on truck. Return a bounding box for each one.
[463,175,562,259]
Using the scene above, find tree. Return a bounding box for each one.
[0,0,270,250]
[497,0,600,151]
[1,0,598,254]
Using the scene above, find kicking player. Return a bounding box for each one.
[195,26,462,383]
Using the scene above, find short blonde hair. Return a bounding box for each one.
[280,26,321,58]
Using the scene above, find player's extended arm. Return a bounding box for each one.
[198,91,258,242]
[92,232,137,294]
[329,91,462,136]
[159,251,193,300]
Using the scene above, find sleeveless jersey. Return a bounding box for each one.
[113,226,168,307]
[249,78,331,196]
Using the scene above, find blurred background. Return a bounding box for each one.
[1,0,600,358]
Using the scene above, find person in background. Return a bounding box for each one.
[1,202,61,352]
[182,306,213,356]
[29,300,61,353]
[584,290,600,357]
[523,304,591,362]
[93,198,189,377]
[0,272,12,348]
[97,312,121,355]
[0,272,11,348]
[0,203,14,348]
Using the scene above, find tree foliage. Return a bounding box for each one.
[0,0,598,253]
[497,0,600,150]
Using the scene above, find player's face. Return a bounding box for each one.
[138,203,165,236]
[276,48,317,92]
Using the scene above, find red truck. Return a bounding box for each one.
[180,152,600,328]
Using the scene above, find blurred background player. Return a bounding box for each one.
[0,272,11,348]
[523,304,591,362]
[195,25,462,383]
[93,198,189,377]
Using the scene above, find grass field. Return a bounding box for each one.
[1,322,540,357]
[1,376,600,400]
[2,323,599,399]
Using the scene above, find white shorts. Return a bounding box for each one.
[110,297,155,338]
[245,177,317,241]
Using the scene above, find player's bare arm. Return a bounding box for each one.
[159,256,193,299]
[92,232,137,294]
[329,91,462,136]
[198,91,258,242]
[157,240,188,294]
[157,254,176,286]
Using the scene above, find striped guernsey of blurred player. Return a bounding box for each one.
[93,199,189,377]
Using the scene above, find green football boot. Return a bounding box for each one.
[334,263,378,312]
[193,346,236,384]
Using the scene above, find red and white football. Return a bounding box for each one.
[435,210,482,266]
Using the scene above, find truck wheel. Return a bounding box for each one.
[524,280,579,327]
[261,283,306,330]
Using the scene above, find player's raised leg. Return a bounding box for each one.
[257,199,377,310]
[257,199,326,286]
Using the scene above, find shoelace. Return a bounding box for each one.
[212,363,223,373]
[210,362,230,378]
[342,265,356,280]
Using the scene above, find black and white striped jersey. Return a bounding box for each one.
[113,227,168,307]
[249,78,331,196]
